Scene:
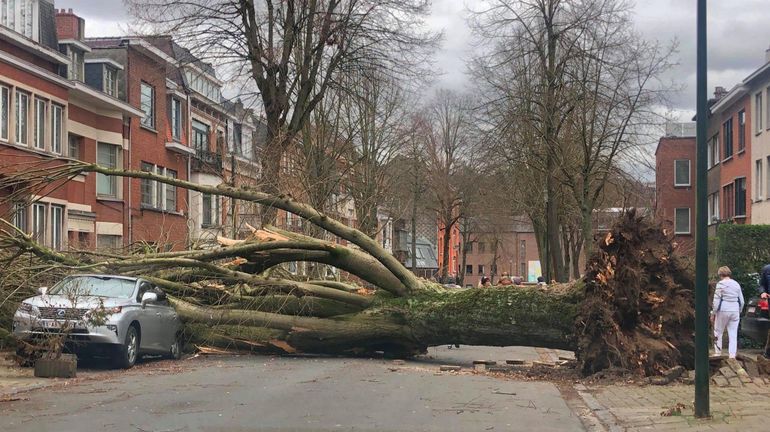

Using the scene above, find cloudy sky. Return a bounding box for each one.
[58,0,770,120]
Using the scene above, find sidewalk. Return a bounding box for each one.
[0,353,49,397]
[583,380,770,431]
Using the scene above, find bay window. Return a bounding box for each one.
[0,85,8,141]
[202,193,220,227]
[140,82,155,128]
[171,98,182,140]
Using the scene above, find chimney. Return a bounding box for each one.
[714,86,727,100]
[55,9,85,41]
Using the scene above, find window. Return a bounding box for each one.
[15,91,28,145]
[68,134,81,159]
[520,262,526,277]
[674,160,690,186]
[33,97,44,149]
[767,156,770,201]
[192,119,209,151]
[465,264,473,275]
[103,67,117,97]
[140,82,155,129]
[519,240,526,261]
[723,184,735,219]
[478,265,485,275]
[12,202,26,231]
[723,118,733,159]
[707,134,719,168]
[166,169,177,211]
[32,202,45,244]
[202,193,220,227]
[97,234,122,250]
[51,205,64,250]
[738,110,746,152]
[757,159,764,201]
[735,177,747,217]
[674,208,690,234]
[68,48,83,81]
[707,193,720,224]
[757,93,764,133]
[170,98,182,140]
[0,85,8,141]
[140,163,176,211]
[478,242,486,253]
[51,104,62,154]
[2,0,37,40]
[233,123,242,154]
[140,162,154,207]
[97,143,119,198]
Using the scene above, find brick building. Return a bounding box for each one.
[0,3,143,251]
[655,129,696,254]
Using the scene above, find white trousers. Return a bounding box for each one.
[713,311,740,358]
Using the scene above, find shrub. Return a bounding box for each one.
[716,224,770,300]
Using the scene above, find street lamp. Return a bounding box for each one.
[694,0,710,418]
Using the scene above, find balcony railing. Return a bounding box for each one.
[192,149,223,174]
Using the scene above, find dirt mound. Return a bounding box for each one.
[576,210,695,376]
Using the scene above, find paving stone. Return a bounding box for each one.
[713,375,730,387]
[719,365,737,379]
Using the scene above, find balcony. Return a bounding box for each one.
[192,149,223,175]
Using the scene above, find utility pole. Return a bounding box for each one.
[694,0,710,418]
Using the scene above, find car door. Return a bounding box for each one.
[157,291,180,350]
[136,281,162,352]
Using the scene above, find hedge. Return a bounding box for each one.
[716,224,770,299]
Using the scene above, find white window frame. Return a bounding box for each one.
[32,202,46,244]
[674,208,691,235]
[140,82,155,129]
[33,97,45,149]
[12,202,26,231]
[674,159,690,187]
[51,204,64,251]
[103,66,117,97]
[171,97,182,140]
[0,85,8,141]
[707,135,719,168]
[51,104,62,154]
[96,142,120,198]
[140,162,176,211]
[707,193,720,225]
[757,159,764,201]
[757,92,764,133]
[15,90,28,145]
[201,193,220,227]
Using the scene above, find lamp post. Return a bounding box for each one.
[694,0,710,418]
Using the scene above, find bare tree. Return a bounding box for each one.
[127,0,438,224]
[469,0,673,281]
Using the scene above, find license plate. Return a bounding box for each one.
[40,320,84,330]
[748,307,756,314]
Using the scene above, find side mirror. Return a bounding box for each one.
[141,292,158,309]
[38,287,48,296]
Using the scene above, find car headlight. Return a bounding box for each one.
[18,302,39,316]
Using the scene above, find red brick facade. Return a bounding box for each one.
[655,136,696,254]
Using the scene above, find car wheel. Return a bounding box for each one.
[168,332,183,360]
[114,325,139,369]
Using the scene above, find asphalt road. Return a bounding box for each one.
[3,347,585,432]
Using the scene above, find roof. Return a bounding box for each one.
[403,235,438,269]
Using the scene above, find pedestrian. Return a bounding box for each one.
[536,276,546,287]
[759,263,770,358]
[478,276,491,288]
[711,266,744,359]
[498,272,513,286]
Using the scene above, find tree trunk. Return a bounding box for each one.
[175,285,579,356]
[440,220,452,282]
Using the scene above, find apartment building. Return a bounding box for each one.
[0,2,142,251]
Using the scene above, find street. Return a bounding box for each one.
[2,347,586,432]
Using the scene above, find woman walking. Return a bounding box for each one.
[712,266,745,359]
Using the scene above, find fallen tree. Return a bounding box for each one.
[0,162,694,375]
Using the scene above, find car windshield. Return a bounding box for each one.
[48,276,136,299]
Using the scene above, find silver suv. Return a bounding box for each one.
[13,274,183,368]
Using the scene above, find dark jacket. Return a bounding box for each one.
[760,264,770,295]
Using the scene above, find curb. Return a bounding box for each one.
[573,384,624,432]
